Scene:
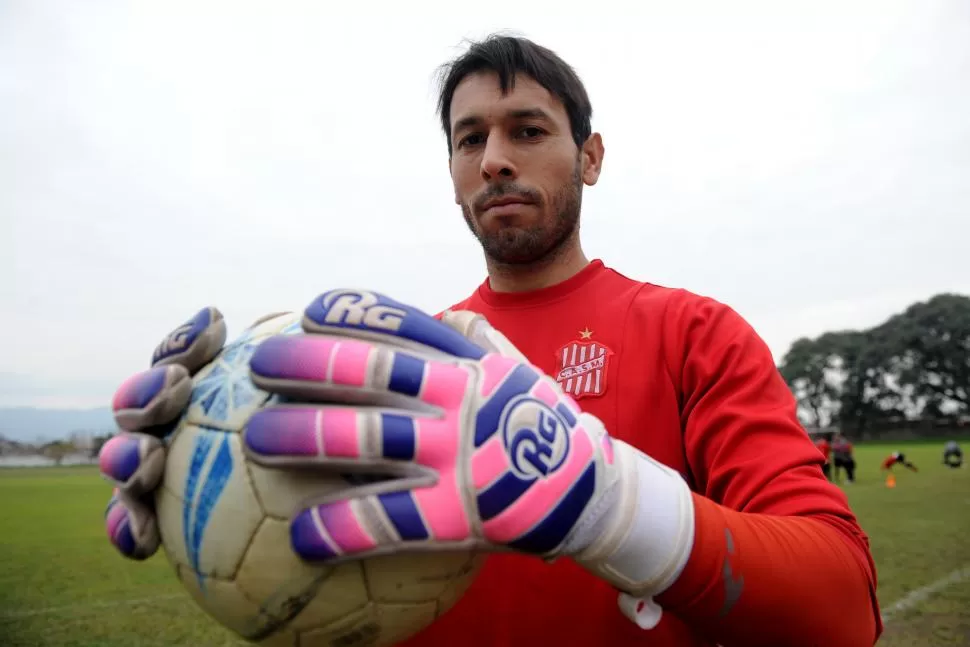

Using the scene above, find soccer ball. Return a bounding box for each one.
[155,312,483,646]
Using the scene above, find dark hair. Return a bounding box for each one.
[435,34,593,156]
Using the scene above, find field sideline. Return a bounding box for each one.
[1,439,967,646]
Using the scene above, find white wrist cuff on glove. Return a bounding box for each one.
[575,440,696,599]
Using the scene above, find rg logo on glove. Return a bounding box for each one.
[316,289,408,332]
[503,397,572,479]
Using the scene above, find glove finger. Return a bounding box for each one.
[243,404,437,475]
[301,289,485,361]
[98,432,166,496]
[439,310,530,363]
[112,365,192,433]
[105,489,160,560]
[249,333,495,416]
[250,331,539,417]
[151,306,227,373]
[289,494,476,564]
[249,333,397,404]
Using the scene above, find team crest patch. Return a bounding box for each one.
[555,329,614,399]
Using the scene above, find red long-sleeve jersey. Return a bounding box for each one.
[399,259,881,647]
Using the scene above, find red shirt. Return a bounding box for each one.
[400,260,880,647]
[816,438,832,461]
[882,452,903,469]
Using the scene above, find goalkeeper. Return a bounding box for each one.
[98,34,881,647]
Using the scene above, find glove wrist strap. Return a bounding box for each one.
[574,440,696,598]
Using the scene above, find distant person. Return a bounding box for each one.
[832,434,856,484]
[942,441,963,469]
[814,434,833,480]
[881,451,918,473]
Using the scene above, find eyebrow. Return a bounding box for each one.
[452,108,554,137]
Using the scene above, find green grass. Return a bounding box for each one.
[0,440,968,646]
[841,440,970,645]
[0,466,246,647]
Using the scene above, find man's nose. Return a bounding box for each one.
[480,136,517,182]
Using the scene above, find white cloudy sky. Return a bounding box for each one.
[2,0,968,409]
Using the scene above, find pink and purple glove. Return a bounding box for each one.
[98,308,227,559]
[242,289,695,599]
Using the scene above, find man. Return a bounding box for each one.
[881,451,918,473]
[832,432,857,483]
[942,440,963,468]
[100,35,881,646]
[814,433,833,480]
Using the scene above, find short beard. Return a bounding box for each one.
[462,161,583,266]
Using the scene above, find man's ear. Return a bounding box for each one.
[581,133,605,186]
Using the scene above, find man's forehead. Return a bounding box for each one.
[450,71,564,125]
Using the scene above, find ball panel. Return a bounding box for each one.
[235,516,335,627]
[432,553,488,616]
[296,600,437,647]
[181,312,301,431]
[244,312,303,337]
[157,425,263,579]
[248,461,351,521]
[296,604,381,647]
[156,423,197,569]
[156,487,189,568]
[175,563,278,641]
[370,601,440,645]
[288,562,370,633]
[362,552,483,604]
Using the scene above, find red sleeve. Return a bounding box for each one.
[653,292,881,646]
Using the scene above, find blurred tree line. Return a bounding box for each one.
[778,293,970,434]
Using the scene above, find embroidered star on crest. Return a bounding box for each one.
[579,327,593,340]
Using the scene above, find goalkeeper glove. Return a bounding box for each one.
[242,289,696,599]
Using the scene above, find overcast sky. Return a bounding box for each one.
[2,0,969,409]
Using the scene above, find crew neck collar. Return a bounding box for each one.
[476,259,606,309]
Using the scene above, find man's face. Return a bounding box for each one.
[448,71,603,265]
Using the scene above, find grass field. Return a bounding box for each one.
[1,440,968,646]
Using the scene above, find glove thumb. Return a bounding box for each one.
[438,310,529,363]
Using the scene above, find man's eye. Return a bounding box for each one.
[458,134,484,148]
[519,127,544,139]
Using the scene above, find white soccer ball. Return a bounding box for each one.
[155,312,483,646]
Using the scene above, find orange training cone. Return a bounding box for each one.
[885,473,896,488]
